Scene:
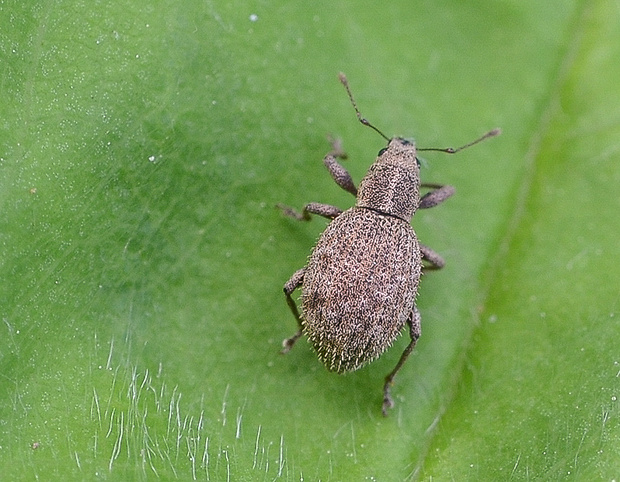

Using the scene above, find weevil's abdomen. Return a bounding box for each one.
[301,207,421,373]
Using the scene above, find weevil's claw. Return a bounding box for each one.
[281,331,302,354]
[326,134,348,159]
[382,383,395,416]
[276,203,309,221]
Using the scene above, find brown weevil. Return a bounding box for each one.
[278,73,500,415]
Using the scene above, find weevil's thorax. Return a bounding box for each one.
[355,138,420,222]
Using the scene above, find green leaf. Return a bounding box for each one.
[420,1,620,479]
[1,0,618,480]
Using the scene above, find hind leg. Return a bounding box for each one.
[281,268,305,353]
[382,305,421,416]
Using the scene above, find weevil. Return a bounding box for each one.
[278,73,500,415]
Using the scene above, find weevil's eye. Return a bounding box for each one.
[400,139,412,145]
[415,157,421,167]
[377,147,388,156]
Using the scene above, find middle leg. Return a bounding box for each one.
[420,243,445,270]
[277,202,343,221]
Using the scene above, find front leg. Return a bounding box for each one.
[323,154,357,196]
[383,306,421,416]
[281,267,305,353]
[419,183,455,209]
[324,137,358,196]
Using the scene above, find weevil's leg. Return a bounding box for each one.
[420,243,445,271]
[323,153,358,196]
[322,135,357,196]
[281,267,305,354]
[419,183,455,209]
[382,306,421,416]
[277,202,343,221]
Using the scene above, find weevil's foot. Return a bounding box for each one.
[276,203,308,222]
[326,135,348,159]
[280,331,302,354]
[382,384,395,416]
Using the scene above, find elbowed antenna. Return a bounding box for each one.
[418,128,501,154]
[339,73,391,142]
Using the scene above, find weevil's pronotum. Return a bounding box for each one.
[278,73,500,415]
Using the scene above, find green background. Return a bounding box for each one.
[1,0,619,480]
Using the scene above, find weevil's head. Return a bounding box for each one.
[376,137,419,168]
[355,138,421,222]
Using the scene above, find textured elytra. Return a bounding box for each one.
[301,207,422,373]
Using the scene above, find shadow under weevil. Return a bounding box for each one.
[278,72,500,416]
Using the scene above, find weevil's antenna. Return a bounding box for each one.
[418,128,501,153]
[339,72,391,142]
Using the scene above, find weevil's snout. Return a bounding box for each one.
[377,137,417,164]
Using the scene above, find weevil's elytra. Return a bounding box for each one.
[302,205,420,373]
[278,73,500,416]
